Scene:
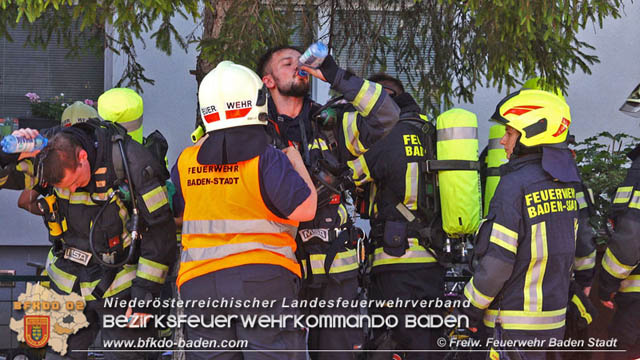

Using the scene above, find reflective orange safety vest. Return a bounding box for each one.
[176,145,301,290]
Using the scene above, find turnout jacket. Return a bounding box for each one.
[598,144,640,300]
[573,182,597,287]
[464,153,579,331]
[267,65,400,284]
[1,122,176,308]
[347,95,438,273]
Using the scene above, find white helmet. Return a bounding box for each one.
[198,61,268,132]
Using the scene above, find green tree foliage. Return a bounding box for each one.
[0,0,200,90]
[0,0,625,116]
[574,132,639,243]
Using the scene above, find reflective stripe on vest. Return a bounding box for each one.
[483,308,566,331]
[602,248,636,279]
[182,242,297,263]
[613,186,633,204]
[464,279,494,309]
[183,219,297,239]
[343,111,367,157]
[79,265,137,301]
[576,192,587,210]
[574,250,596,271]
[629,190,640,210]
[619,275,640,293]
[45,250,76,294]
[308,249,358,275]
[372,238,436,267]
[177,145,300,289]
[524,222,549,313]
[404,162,419,211]
[353,80,382,117]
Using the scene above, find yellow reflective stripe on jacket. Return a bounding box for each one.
[372,238,437,267]
[571,294,592,324]
[16,160,37,189]
[308,138,329,151]
[183,219,297,238]
[181,242,297,264]
[619,275,640,293]
[524,222,548,313]
[353,80,382,117]
[576,192,587,210]
[0,173,8,187]
[574,250,596,271]
[309,249,358,275]
[490,223,518,254]
[347,156,371,186]
[104,265,137,298]
[142,185,169,213]
[342,111,367,157]
[369,183,378,217]
[79,279,101,301]
[602,248,637,279]
[404,162,419,211]
[137,257,169,284]
[54,188,114,205]
[464,279,494,309]
[483,308,566,330]
[613,186,633,204]
[45,250,76,294]
[338,204,348,226]
[629,190,640,210]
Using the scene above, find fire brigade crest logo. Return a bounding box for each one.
[10,283,89,355]
[24,315,50,348]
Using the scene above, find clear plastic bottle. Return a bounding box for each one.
[1,134,48,153]
[297,42,329,77]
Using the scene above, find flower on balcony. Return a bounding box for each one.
[24,91,96,122]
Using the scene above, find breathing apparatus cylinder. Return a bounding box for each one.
[435,108,482,237]
[483,124,508,217]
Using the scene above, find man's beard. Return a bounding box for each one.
[277,77,310,97]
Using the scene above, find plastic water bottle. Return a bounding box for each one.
[298,42,329,70]
[1,134,48,153]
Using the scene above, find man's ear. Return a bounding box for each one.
[262,74,275,90]
[77,149,88,164]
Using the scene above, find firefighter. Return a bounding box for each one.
[462,89,581,359]
[256,46,400,358]
[4,117,176,359]
[346,73,444,358]
[597,82,640,360]
[172,61,317,360]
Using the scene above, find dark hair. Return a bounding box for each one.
[257,45,302,78]
[368,73,405,95]
[40,132,82,185]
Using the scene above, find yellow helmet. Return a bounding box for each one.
[490,89,571,147]
[61,101,99,127]
[522,77,565,101]
[98,88,144,143]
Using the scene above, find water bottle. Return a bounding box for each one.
[1,134,48,153]
[298,42,329,77]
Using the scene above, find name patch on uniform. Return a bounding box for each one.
[403,134,424,157]
[186,165,240,187]
[525,187,578,218]
[299,228,330,243]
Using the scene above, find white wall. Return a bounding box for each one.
[453,2,640,148]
